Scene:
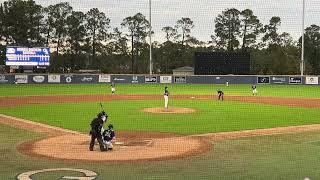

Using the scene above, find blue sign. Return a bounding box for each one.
[5,46,50,66]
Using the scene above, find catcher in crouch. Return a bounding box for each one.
[101,124,116,150]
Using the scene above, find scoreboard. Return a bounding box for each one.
[194,52,250,75]
[5,46,50,66]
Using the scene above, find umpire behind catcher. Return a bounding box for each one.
[89,111,108,151]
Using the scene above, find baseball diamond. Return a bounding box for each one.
[0,84,320,179]
[1,1,320,179]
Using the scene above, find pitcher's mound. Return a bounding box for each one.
[142,107,196,114]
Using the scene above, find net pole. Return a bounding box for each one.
[149,0,153,75]
[301,0,305,76]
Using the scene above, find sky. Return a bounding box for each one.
[30,0,320,43]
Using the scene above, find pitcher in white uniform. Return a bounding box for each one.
[164,86,169,109]
[111,81,116,94]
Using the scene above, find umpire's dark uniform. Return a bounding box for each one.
[89,112,107,151]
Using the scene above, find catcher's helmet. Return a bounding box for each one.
[97,111,107,118]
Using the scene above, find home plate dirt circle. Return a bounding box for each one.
[25,134,210,162]
[142,107,196,114]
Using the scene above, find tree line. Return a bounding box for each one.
[0,0,319,74]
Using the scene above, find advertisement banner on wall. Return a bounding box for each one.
[79,75,96,83]
[0,75,9,83]
[257,76,270,84]
[160,76,172,83]
[305,77,318,85]
[289,77,302,84]
[145,76,157,83]
[31,75,46,83]
[63,75,73,83]
[174,76,187,83]
[15,75,28,83]
[99,74,111,83]
[271,76,286,84]
[132,75,139,83]
[48,75,60,83]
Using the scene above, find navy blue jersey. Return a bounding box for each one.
[217,90,224,95]
[102,129,115,141]
[164,89,169,96]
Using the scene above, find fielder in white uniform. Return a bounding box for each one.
[252,84,258,96]
[111,82,116,94]
[164,86,169,109]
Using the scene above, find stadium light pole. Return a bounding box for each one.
[301,0,305,76]
[149,0,153,75]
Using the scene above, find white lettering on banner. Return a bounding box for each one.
[66,77,72,83]
[306,77,318,85]
[145,76,157,83]
[15,75,28,84]
[257,76,270,84]
[289,77,302,84]
[99,74,111,83]
[272,77,286,81]
[0,75,8,83]
[271,76,286,84]
[48,75,60,83]
[32,76,45,83]
[17,168,97,180]
[160,76,172,83]
[81,77,93,82]
[132,75,139,83]
[114,78,126,81]
[174,76,187,83]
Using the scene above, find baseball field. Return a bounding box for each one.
[1,83,320,179]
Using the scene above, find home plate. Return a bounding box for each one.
[115,142,125,145]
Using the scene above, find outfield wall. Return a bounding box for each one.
[0,74,319,85]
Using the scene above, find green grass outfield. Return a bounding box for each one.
[1,100,320,135]
[1,83,320,98]
[2,123,320,179]
[0,84,320,134]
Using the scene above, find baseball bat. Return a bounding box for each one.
[99,102,105,112]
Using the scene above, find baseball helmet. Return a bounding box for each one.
[97,111,108,118]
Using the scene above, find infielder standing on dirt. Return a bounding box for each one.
[111,81,116,94]
[164,86,169,110]
[89,111,108,151]
[217,89,224,101]
[252,84,258,96]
